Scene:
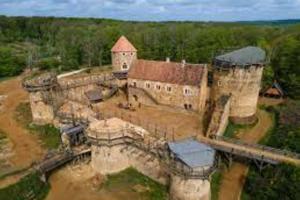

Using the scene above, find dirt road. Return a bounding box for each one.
[0,77,44,169]
[218,108,273,200]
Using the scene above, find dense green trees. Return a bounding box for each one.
[243,101,300,200]
[0,46,25,77]
[0,16,299,98]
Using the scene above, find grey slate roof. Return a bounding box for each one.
[215,46,266,66]
[168,138,215,168]
[61,125,84,135]
[85,89,103,101]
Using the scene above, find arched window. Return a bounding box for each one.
[122,63,128,69]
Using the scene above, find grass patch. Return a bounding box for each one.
[0,129,6,141]
[223,119,257,138]
[103,167,168,200]
[0,76,14,83]
[258,107,276,145]
[211,171,223,200]
[0,172,50,200]
[15,102,61,149]
[0,166,29,180]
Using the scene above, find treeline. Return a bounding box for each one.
[243,101,300,200]
[0,16,299,98]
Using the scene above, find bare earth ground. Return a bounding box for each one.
[218,98,280,200]
[94,92,203,140]
[0,77,44,187]
[46,163,141,200]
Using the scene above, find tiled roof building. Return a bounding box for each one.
[128,59,206,86]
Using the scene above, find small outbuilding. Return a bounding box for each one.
[261,81,285,98]
[61,124,85,148]
[85,89,103,103]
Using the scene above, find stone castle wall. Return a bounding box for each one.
[91,144,168,184]
[170,174,210,200]
[29,91,55,124]
[62,84,99,103]
[128,77,208,112]
[58,73,113,103]
[112,51,137,71]
[212,66,263,124]
[91,144,212,200]
[206,96,231,137]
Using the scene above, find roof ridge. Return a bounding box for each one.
[111,35,137,52]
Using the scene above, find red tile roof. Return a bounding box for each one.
[111,36,137,52]
[128,59,206,86]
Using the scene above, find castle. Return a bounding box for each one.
[22,36,300,200]
[23,35,266,127]
[112,36,266,124]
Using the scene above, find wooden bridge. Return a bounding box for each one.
[198,135,300,167]
[37,148,91,182]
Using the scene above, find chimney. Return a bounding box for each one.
[166,57,170,63]
[181,59,186,67]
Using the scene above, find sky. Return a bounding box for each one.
[0,0,300,22]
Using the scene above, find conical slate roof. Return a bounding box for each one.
[215,46,266,66]
[111,36,137,52]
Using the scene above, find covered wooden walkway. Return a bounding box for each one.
[198,135,300,166]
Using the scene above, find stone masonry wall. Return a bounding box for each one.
[212,66,263,123]
[112,51,137,71]
[206,96,231,137]
[128,78,207,112]
[91,144,168,184]
[170,174,210,200]
[29,91,55,125]
[91,144,212,200]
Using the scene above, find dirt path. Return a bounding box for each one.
[218,108,273,200]
[46,163,141,200]
[0,77,44,172]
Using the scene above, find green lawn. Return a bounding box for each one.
[15,102,61,149]
[223,119,258,138]
[103,168,168,200]
[0,172,49,200]
[211,171,223,200]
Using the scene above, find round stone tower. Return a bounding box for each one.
[211,47,266,124]
[23,73,59,125]
[111,35,137,72]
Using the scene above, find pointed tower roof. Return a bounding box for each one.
[111,36,137,52]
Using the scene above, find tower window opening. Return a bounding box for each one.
[122,63,128,69]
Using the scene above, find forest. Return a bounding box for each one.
[0,16,299,99]
[243,101,300,200]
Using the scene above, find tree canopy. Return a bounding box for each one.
[0,16,299,98]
